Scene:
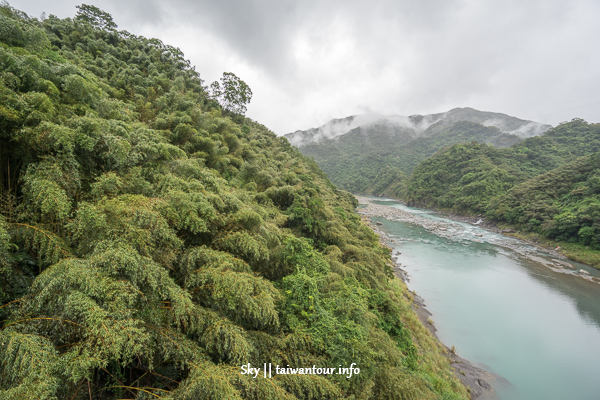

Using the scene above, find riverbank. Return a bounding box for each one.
[368,194,600,270]
[357,198,507,399]
[440,211,600,270]
[356,196,600,285]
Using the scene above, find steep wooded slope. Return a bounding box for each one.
[0,4,466,399]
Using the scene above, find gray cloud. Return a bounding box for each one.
[8,0,600,134]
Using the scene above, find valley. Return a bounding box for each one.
[289,112,600,268]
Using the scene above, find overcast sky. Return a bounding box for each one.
[8,0,600,134]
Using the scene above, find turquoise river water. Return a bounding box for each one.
[368,198,600,400]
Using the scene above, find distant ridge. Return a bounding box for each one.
[285,107,551,147]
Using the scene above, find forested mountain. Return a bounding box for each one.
[299,121,418,193]
[284,114,399,147]
[0,4,467,399]
[289,108,550,194]
[410,107,550,139]
[387,121,522,175]
[405,119,600,257]
[489,152,600,250]
[405,119,600,211]
[405,142,523,213]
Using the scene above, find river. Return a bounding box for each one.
[359,197,600,400]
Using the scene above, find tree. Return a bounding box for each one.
[75,4,117,31]
[209,72,252,115]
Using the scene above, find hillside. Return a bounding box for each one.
[414,107,550,139]
[0,4,467,400]
[288,106,600,266]
[489,152,600,250]
[289,108,550,195]
[405,119,600,262]
[404,142,522,213]
[299,121,417,193]
[406,119,600,212]
[387,120,522,175]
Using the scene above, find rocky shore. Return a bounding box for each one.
[356,196,600,285]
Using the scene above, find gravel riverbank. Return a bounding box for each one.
[356,196,600,285]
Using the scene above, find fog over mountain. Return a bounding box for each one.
[285,107,551,147]
[11,0,600,134]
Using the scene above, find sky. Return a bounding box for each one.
[7,0,600,135]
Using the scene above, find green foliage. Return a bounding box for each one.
[300,120,521,196]
[404,120,600,256]
[181,246,280,330]
[210,72,253,115]
[75,4,118,31]
[487,152,600,249]
[405,142,523,213]
[0,3,467,399]
[0,330,60,399]
[364,165,407,198]
[0,216,16,306]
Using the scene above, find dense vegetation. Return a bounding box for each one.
[0,4,467,399]
[363,166,408,199]
[488,153,600,249]
[300,123,416,193]
[405,119,600,254]
[405,142,523,213]
[294,100,600,265]
[390,121,521,174]
[300,119,523,196]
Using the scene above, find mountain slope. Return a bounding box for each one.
[406,119,600,212]
[417,107,551,139]
[488,151,600,249]
[405,119,600,257]
[0,4,467,399]
[299,120,418,192]
[387,120,522,175]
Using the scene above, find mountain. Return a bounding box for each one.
[297,121,417,193]
[0,4,467,399]
[285,107,551,147]
[489,151,600,248]
[287,108,551,194]
[416,107,551,139]
[285,114,386,147]
[387,120,523,175]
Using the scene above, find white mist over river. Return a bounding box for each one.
[363,198,600,400]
